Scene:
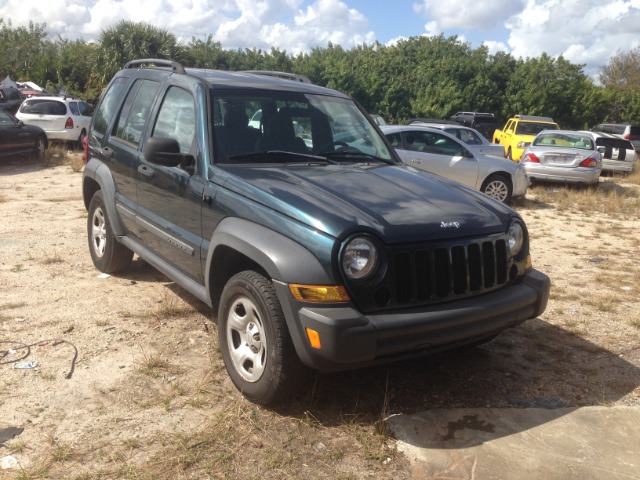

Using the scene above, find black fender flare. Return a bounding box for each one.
[82,158,126,236]
[205,217,333,287]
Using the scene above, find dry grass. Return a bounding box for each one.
[4,163,639,480]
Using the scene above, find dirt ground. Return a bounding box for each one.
[1,157,639,478]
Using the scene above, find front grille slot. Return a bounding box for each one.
[393,238,509,305]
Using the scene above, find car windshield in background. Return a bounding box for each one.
[211,91,393,164]
[516,122,558,135]
[533,133,594,150]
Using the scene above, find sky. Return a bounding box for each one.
[1,0,639,78]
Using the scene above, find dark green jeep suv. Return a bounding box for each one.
[82,59,550,405]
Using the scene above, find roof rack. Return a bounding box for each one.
[408,118,458,125]
[124,59,186,74]
[515,114,555,122]
[241,70,312,84]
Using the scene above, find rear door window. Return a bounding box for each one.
[93,77,129,136]
[113,79,160,148]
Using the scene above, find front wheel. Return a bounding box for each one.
[218,271,306,405]
[481,174,512,204]
[32,136,46,161]
[87,190,133,273]
[507,147,513,161]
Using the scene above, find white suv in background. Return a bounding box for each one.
[16,95,93,147]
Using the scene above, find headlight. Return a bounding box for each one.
[508,222,525,257]
[341,236,379,280]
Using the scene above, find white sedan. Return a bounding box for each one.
[579,131,637,173]
[381,125,528,204]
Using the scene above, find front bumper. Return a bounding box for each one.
[276,268,550,372]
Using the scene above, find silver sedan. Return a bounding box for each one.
[381,125,528,204]
[520,130,602,185]
[408,120,505,158]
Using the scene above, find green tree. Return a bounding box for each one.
[0,19,53,85]
[600,47,640,93]
[503,54,589,128]
[92,21,185,85]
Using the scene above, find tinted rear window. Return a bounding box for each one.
[20,99,66,115]
[629,126,640,136]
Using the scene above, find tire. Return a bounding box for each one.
[218,270,306,405]
[507,147,513,161]
[481,174,512,204]
[32,136,46,161]
[87,190,133,273]
[77,130,87,150]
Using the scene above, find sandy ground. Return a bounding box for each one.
[1,158,639,477]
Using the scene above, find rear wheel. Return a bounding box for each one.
[87,190,133,273]
[218,270,306,405]
[481,174,512,203]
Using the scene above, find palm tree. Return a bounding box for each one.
[92,21,184,86]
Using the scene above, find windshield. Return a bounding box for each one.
[211,90,394,164]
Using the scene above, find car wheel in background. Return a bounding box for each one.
[32,136,47,161]
[87,190,134,273]
[481,174,512,203]
[218,270,306,405]
[78,130,87,150]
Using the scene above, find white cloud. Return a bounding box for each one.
[414,0,640,77]
[505,0,640,75]
[413,0,527,31]
[0,0,372,53]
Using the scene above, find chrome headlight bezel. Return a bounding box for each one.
[340,236,380,281]
[507,221,525,258]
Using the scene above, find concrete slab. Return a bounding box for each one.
[387,407,640,480]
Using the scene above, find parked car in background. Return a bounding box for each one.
[381,124,528,203]
[0,86,25,115]
[408,120,505,158]
[520,130,602,186]
[449,111,498,140]
[0,109,48,160]
[369,113,387,126]
[580,131,637,174]
[591,123,640,153]
[16,95,93,147]
[493,115,560,161]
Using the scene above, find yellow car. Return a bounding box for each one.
[493,115,560,161]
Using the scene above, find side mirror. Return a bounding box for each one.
[144,136,195,173]
[597,146,606,154]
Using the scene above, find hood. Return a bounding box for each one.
[217,162,516,244]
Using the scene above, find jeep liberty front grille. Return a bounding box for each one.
[348,236,511,312]
[393,239,508,304]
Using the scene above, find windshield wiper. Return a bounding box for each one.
[323,151,393,164]
[227,151,329,163]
